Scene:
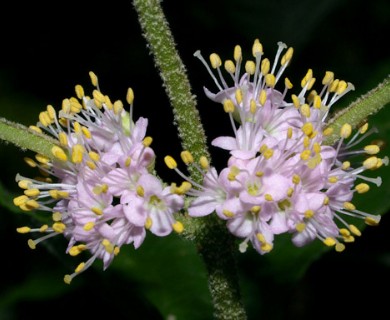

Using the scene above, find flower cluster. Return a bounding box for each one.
[167,40,387,254]
[14,72,185,283]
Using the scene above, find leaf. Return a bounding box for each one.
[111,233,213,320]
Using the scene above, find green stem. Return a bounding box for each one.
[132,1,247,319]
[324,76,390,145]
[0,118,57,158]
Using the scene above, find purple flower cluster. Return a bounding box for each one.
[168,40,387,254]
[15,72,184,283]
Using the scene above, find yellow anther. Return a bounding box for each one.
[223,99,235,113]
[329,79,339,92]
[264,194,273,201]
[340,123,352,139]
[200,156,209,170]
[18,179,31,189]
[259,90,267,106]
[93,89,105,107]
[51,146,68,162]
[58,132,68,146]
[235,88,243,104]
[83,221,95,231]
[261,243,273,252]
[88,151,100,162]
[113,100,124,114]
[91,207,103,216]
[228,166,240,181]
[49,190,59,199]
[81,126,91,139]
[104,95,113,110]
[307,153,322,169]
[69,244,86,256]
[114,247,120,256]
[323,237,336,247]
[39,111,52,127]
[300,104,311,118]
[284,77,293,89]
[287,127,293,139]
[245,60,256,75]
[46,105,56,121]
[250,206,261,214]
[304,210,314,218]
[355,183,370,194]
[261,58,270,75]
[343,202,356,211]
[164,156,177,169]
[145,217,153,229]
[73,122,81,134]
[364,145,380,155]
[234,45,242,62]
[342,161,350,170]
[64,275,72,285]
[263,148,274,159]
[224,60,236,74]
[252,38,263,56]
[28,239,36,249]
[13,195,28,206]
[348,224,361,237]
[359,123,369,134]
[335,243,345,252]
[292,174,301,184]
[255,171,264,177]
[313,95,322,109]
[126,87,134,105]
[25,199,39,209]
[256,233,266,244]
[278,199,291,210]
[300,150,311,160]
[180,151,194,164]
[172,221,184,233]
[24,188,40,197]
[287,187,294,197]
[336,80,348,94]
[249,99,257,114]
[52,222,66,233]
[328,176,338,183]
[301,69,313,88]
[363,156,378,169]
[75,84,84,99]
[259,144,268,153]
[281,47,294,66]
[69,98,83,113]
[323,196,329,205]
[323,127,333,136]
[322,71,334,85]
[75,262,85,273]
[291,94,300,108]
[343,235,355,243]
[61,98,71,114]
[102,239,114,254]
[340,228,350,237]
[29,125,43,134]
[302,122,314,136]
[365,216,380,226]
[143,136,153,147]
[89,71,98,86]
[313,142,321,154]
[16,226,31,234]
[136,185,145,197]
[265,74,276,88]
[52,212,62,221]
[124,157,131,167]
[71,144,84,164]
[210,53,222,69]
[296,223,306,232]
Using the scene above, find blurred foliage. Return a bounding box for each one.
[0,0,389,319]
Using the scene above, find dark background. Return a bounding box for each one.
[0,0,389,319]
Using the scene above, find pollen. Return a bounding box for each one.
[83,222,95,231]
[349,224,362,237]
[340,123,352,139]
[223,99,235,113]
[245,60,256,75]
[71,144,84,164]
[363,156,379,169]
[252,38,263,56]
[172,221,184,233]
[234,45,242,62]
[304,210,314,218]
[259,90,267,106]
[265,74,276,88]
[322,71,334,85]
[264,194,273,201]
[145,217,153,229]
[91,207,103,216]
[199,156,209,170]
[180,151,194,164]
[224,60,236,74]
[51,146,68,162]
[302,122,314,136]
[296,223,306,232]
[164,156,177,169]
[300,104,311,118]
[355,183,370,194]
[126,87,134,105]
[364,145,380,155]
[323,127,333,136]
[210,53,222,69]
[136,185,145,197]
[365,216,380,226]
[235,88,243,104]
[17,226,31,234]
[281,47,293,66]
[323,237,336,247]
[52,222,66,233]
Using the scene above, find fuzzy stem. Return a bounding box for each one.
[324,76,390,145]
[0,118,57,158]
[132,0,247,319]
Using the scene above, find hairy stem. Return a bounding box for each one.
[0,118,57,158]
[324,76,390,145]
[132,0,247,318]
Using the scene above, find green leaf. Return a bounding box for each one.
[112,233,213,320]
